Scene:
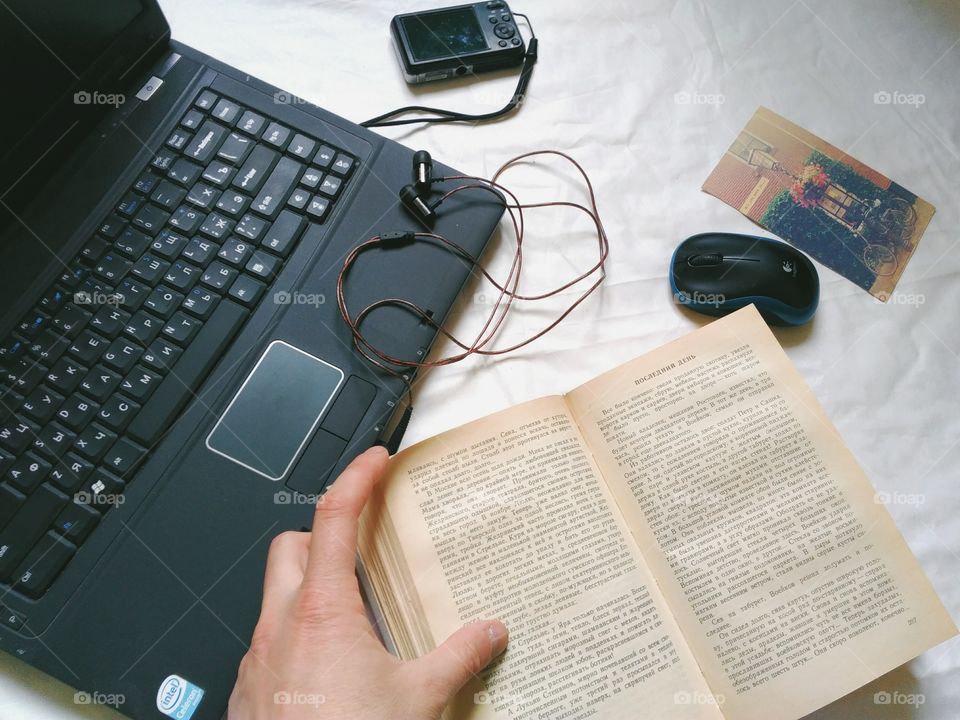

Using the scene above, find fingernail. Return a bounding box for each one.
[486,621,509,657]
[367,445,390,459]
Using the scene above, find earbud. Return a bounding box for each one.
[399,184,436,223]
[413,150,433,193]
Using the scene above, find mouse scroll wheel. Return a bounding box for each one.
[687,253,723,267]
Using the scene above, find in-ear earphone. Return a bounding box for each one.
[339,150,610,410]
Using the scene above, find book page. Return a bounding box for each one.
[360,395,723,720]
[565,305,957,720]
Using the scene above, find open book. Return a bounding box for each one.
[358,305,956,720]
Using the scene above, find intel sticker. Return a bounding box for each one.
[156,674,204,719]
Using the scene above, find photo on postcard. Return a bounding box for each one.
[703,106,935,300]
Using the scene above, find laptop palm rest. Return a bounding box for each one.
[205,340,344,480]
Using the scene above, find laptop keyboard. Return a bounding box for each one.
[0,88,357,605]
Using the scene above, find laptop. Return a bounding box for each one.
[0,2,502,717]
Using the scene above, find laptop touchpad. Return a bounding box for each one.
[206,340,344,480]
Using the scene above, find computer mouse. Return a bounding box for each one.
[669,233,819,325]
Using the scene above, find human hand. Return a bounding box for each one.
[228,445,509,719]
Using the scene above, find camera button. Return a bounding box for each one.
[501,13,512,21]
[494,23,515,39]
[489,16,498,23]
[498,40,508,47]
[511,37,521,46]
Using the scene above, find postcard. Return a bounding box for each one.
[702,107,935,300]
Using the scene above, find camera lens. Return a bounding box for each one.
[455,66,467,76]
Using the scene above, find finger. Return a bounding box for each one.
[410,620,508,708]
[260,530,310,619]
[303,445,390,586]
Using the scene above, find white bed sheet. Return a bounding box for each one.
[2,0,958,717]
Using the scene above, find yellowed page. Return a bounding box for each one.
[362,395,724,720]
[565,305,957,720]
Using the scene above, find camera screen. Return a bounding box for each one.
[402,7,489,61]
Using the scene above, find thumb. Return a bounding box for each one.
[410,620,509,709]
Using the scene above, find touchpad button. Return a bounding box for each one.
[206,340,344,480]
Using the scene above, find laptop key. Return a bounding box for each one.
[0,483,26,530]
[97,395,140,432]
[215,190,250,217]
[48,453,94,493]
[331,154,355,177]
[228,275,265,308]
[6,452,51,494]
[313,145,335,169]
[200,261,238,291]
[79,365,122,403]
[217,132,253,165]
[144,286,184,319]
[288,134,316,161]
[202,160,237,188]
[93,253,132,284]
[0,417,39,454]
[54,502,100,544]
[132,204,169,235]
[130,254,170,286]
[141,339,181,373]
[235,213,267,241]
[168,158,203,187]
[217,238,253,267]
[103,437,146,477]
[98,214,127,239]
[73,424,117,463]
[52,304,92,339]
[5,360,47,395]
[252,157,302,219]
[195,90,218,111]
[0,483,68,582]
[182,287,220,320]
[163,261,201,292]
[150,180,187,210]
[162,312,202,346]
[68,331,108,366]
[79,236,109,265]
[180,108,203,130]
[199,212,235,240]
[89,305,130,339]
[245,250,280,281]
[21,386,65,425]
[82,469,125,512]
[55,395,99,432]
[166,129,191,151]
[151,229,188,259]
[123,311,162,345]
[305,196,329,222]
[121,366,162,403]
[260,209,305,257]
[232,145,278,195]
[28,329,70,365]
[102,338,142,374]
[184,119,229,164]
[116,192,142,217]
[117,278,150,312]
[237,110,265,137]
[127,300,248,446]
[151,149,176,171]
[211,98,242,125]
[45,357,87,395]
[262,122,291,149]
[169,205,205,234]
[13,531,76,598]
[186,182,221,210]
[32,423,76,462]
